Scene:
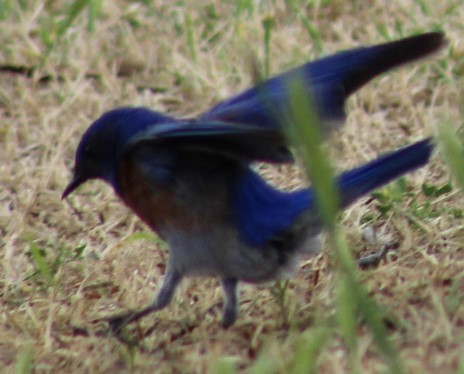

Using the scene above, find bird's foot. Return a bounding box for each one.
[98,311,136,334]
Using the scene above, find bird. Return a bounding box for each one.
[62,32,445,331]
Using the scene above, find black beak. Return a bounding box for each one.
[62,173,86,199]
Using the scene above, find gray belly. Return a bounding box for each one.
[163,224,321,283]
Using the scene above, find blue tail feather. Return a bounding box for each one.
[233,139,434,247]
[337,138,434,207]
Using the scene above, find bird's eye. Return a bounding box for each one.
[83,145,92,156]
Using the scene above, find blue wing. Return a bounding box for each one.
[124,118,291,163]
[201,32,445,131]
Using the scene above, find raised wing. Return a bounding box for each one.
[200,32,445,134]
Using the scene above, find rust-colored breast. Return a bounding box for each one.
[117,157,229,234]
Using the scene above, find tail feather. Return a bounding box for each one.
[337,138,434,208]
[233,139,434,247]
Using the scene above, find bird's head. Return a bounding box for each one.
[62,107,174,198]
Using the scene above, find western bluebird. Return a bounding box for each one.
[63,32,444,331]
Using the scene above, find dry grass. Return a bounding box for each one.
[0,0,463,372]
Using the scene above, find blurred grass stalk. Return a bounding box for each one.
[437,122,464,191]
[262,15,275,78]
[284,75,404,373]
[15,342,35,374]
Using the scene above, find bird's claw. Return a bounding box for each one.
[96,312,136,334]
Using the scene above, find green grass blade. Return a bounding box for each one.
[300,16,323,55]
[184,13,198,63]
[28,241,54,284]
[285,73,404,373]
[286,77,339,230]
[86,0,103,32]
[437,123,464,190]
[57,0,93,39]
[209,357,237,374]
[289,328,329,374]
[15,343,35,374]
[262,15,275,78]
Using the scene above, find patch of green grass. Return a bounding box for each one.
[438,123,464,190]
[370,179,461,223]
[30,0,102,61]
[25,239,86,287]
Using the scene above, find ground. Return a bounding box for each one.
[0,1,463,372]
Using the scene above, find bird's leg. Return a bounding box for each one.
[153,265,183,309]
[220,278,239,329]
[101,265,182,334]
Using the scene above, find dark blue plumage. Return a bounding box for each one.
[62,32,444,330]
[201,32,444,130]
[336,138,433,207]
[232,139,433,247]
[232,170,311,247]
